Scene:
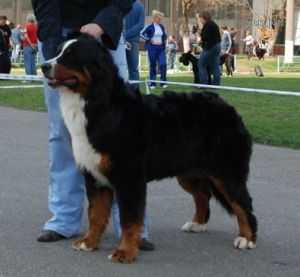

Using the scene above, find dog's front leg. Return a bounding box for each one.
[109,175,146,263]
[73,174,113,251]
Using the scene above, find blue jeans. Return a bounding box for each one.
[148,45,167,87]
[198,43,221,85]
[41,33,149,239]
[126,41,139,83]
[23,46,37,75]
[168,51,176,69]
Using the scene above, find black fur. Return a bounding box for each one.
[220,53,234,76]
[49,35,257,244]
[179,51,202,84]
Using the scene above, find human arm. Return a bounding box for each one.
[125,4,145,41]
[140,25,151,41]
[82,0,133,49]
[226,32,232,53]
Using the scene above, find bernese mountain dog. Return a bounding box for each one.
[41,34,257,264]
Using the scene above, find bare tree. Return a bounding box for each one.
[178,0,286,53]
[179,0,195,52]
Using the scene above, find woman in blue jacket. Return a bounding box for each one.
[141,10,167,89]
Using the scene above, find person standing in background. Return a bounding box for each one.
[243,30,254,60]
[0,16,11,73]
[141,10,167,89]
[125,0,145,88]
[221,26,232,54]
[220,25,233,75]
[167,35,177,71]
[23,14,38,75]
[198,11,221,85]
[229,27,237,72]
[229,27,237,54]
[11,24,23,63]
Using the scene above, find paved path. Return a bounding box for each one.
[0,107,300,277]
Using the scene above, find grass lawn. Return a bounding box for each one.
[0,74,300,149]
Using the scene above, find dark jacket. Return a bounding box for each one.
[200,20,221,50]
[140,23,167,50]
[0,25,11,52]
[0,30,6,53]
[32,0,133,58]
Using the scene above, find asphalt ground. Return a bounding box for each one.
[0,106,300,277]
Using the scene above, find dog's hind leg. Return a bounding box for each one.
[210,177,257,250]
[73,174,113,251]
[177,177,212,233]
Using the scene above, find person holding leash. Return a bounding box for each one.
[32,0,154,251]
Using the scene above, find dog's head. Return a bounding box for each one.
[41,34,116,96]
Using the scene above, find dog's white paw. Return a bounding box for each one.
[72,241,94,252]
[233,236,256,249]
[181,222,207,233]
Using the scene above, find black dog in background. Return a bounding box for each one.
[179,51,233,84]
[179,51,202,84]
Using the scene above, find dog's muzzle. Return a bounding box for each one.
[41,62,79,89]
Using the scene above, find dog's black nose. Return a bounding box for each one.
[41,63,52,76]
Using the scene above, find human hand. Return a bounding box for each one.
[80,24,104,39]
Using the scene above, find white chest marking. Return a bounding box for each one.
[60,90,108,184]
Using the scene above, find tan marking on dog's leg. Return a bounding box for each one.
[210,177,256,249]
[109,223,142,263]
[178,177,210,232]
[73,188,113,251]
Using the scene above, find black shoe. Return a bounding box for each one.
[139,239,155,251]
[37,230,67,242]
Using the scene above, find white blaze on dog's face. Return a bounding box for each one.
[46,39,78,66]
[41,34,113,96]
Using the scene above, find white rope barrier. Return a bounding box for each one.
[0,85,43,89]
[0,74,43,82]
[145,80,300,97]
[0,73,300,97]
